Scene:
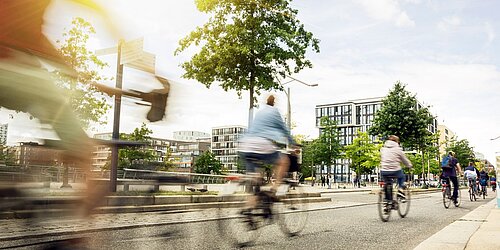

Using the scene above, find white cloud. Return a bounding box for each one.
[484,22,496,45]
[437,15,462,32]
[355,0,415,27]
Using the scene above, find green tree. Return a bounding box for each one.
[301,139,319,181]
[445,139,475,169]
[0,146,16,166]
[369,82,434,150]
[315,117,343,177]
[343,131,382,176]
[175,0,320,124]
[193,151,222,174]
[55,17,111,129]
[119,123,157,169]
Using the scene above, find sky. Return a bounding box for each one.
[1,0,499,164]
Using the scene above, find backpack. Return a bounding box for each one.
[441,156,451,169]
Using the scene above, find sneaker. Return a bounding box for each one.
[383,202,391,213]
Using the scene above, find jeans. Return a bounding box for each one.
[468,177,477,194]
[381,170,406,188]
[449,176,459,200]
[381,170,406,201]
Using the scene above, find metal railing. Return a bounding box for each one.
[122,168,230,184]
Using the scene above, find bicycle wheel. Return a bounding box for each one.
[443,186,451,209]
[469,188,473,202]
[482,187,486,199]
[276,183,308,236]
[217,181,263,247]
[454,187,461,207]
[378,189,391,222]
[397,188,410,218]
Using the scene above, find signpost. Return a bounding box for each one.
[96,38,157,192]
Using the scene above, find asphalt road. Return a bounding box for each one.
[1,190,494,250]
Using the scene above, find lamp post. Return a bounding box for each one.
[490,136,500,207]
[280,75,318,129]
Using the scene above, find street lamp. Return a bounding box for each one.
[280,75,318,129]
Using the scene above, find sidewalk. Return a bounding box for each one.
[414,198,500,250]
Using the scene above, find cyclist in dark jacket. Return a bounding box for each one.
[441,151,461,205]
[479,170,489,196]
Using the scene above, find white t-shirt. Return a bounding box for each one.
[464,170,477,179]
[239,137,277,154]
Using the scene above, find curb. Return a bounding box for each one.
[414,199,496,250]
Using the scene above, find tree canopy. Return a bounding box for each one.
[343,131,381,175]
[369,82,434,150]
[117,123,157,169]
[193,151,222,174]
[445,138,475,168]
[175,0,320,123]
[56,17,111,129]
[315,116,343,173]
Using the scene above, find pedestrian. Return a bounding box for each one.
[352,172,357,188]
[327,174,332,189]
[288,147,300,181]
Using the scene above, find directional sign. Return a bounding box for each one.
[95,38,155,73]
[126,51,156,74]
[121,38,144,64]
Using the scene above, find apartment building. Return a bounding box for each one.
[315,97,438,182]
[437,124,456,157]
[0,123,7,145]
[211,125,246,172]
[173,131,210,142]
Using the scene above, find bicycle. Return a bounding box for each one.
[478,181,487,199]
[468,179,477,202]
[217,172,308,247]
[377,176,411,222]
[441,177,461,208]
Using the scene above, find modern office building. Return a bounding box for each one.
[0,123,7,145]
[173,131,211,142]
[211,125,246,172]
[315,97,438,182]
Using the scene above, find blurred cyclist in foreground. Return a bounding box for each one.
[0,0,114,214]
[238,95,297,207]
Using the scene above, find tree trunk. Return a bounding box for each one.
[248,81,254,127]
[421,149,426,187]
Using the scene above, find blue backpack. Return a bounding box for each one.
[441,156,451,168]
